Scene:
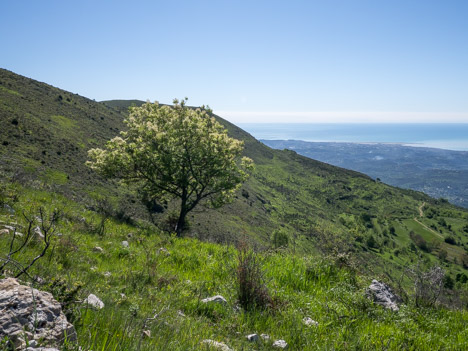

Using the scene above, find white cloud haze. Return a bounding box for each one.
[215,111,468,124]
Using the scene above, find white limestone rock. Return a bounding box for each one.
[83,293,105,309]
[201,295,228,304]
[0,278,76,349]
[272,339,288,349]
[302,317,319,327]
[367,279,401,311]
[201,339,233,351]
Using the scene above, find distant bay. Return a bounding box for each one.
[238,123,468,151]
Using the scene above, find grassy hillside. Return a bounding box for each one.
[262,139,468,208]
[1,68,468,286]
[2,69,468,350]
[1,184,468,350]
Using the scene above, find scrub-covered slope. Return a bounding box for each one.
[1,69,468,280]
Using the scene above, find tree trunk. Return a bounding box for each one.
[175,210,186,237]
[175,190,188,237]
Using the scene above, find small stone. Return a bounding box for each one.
[260,333,270,341]
[201,295,228,304]
[93,246,104,253]
[0,229,9,235]
[246,333,259,342]
[272,339,288,349]
[178,310,186,317]
[200,339,233,351]
[122,240,129,248]
[302,317,319,327]
[34,276,45,284]
[34,225,44,238]
[158,247,170,255]
[83,293,104,309]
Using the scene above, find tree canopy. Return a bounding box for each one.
[87,98,253,236]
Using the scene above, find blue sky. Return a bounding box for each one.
[1,0,467,123]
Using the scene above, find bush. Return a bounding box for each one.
[438,249,448,261]
[461,253,468,269]
[456,273,468,284]
[443,275,454,290]
[410,231,430,252]
[438,218,447,227]
[236,244,272,311]
[444,236,457,245]
[407,264,445,307]
[366,235,378,249]
[271,228,289,249]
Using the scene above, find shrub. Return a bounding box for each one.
[461,253,468,269]
[456,273,468,284]
[366,235,378,249]
[438,249,448,261]
[410,231,430,252]
[236,244,272,311]
[438,218,447,227]
[360,213,373,228]
[271,228,289,249]
[443,275,454,290]
[444,236,457,245]
[407,264,445,307]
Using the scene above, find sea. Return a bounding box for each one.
[238,123,468,151]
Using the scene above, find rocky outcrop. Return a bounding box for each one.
[367,279,401,311]
[0,278,76,350]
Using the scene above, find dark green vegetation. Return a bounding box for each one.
[263,140,468,208]
[1,68,468,349]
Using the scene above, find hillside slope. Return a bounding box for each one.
[1,69,468,282]
[263,139,468,208]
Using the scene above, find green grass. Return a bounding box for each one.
[0,85,22,96]
[1,184,468,350]
[50,114,77,131]
[42,169,69,185]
